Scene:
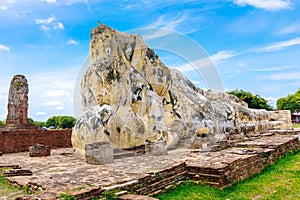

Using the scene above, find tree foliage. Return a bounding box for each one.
[228,89,273,111]
[46,116,76,129]
[0,120,5,127]
[29,118,46,128]
[277,89,300,113]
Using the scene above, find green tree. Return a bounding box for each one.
[46,116,60,128]
[277,89,300,113]
[228,89,273,110]
[60,116,76,129]
[29,118,46,128]
[46,116,76,129]
[0,120,5,127]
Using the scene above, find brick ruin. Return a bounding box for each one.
[0,74,299,199]
[0,75,72,154]
[2,75,38,130]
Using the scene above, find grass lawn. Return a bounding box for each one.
[293,124,300,128]
[156,150,300,200]
[0,168,27,199]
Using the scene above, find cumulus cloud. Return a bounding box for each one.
[37,112,46,116]
[67,39,79,45]
[0,5,8,10]
[35,15,64,32]
[44,0,57,3]
[41,90,69,98]
[42,101,64,106]
[233,0,292,11]
[0,44,10,52]
[55,106,64,110]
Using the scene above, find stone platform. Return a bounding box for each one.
[0,130,299,199]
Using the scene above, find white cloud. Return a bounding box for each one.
[277,23,300,35]
[35,15,64,31]
[41,90,69,98]
[258,37,300,52]
[67,39,79,45]
[0,5,8,10]
[40,25,50,31]
[250,66,295,72]
[1,113,7,120]
[269,72,300,80]
[266,96,277,107]
[37,111,46,116]
[149,14,187,30]
[233,0,292,11]
[44,0,57,3]
[35,15,56,24]
[42,101,64,106]
[4,0,14,3]
[142,28,173,40]
[173,57,211,72]
[237,62,246,67]
[173,50,236,73]
[54,22,64,29]
[0,44,10,52]
[210,50,237,64]
[55,106,64,110]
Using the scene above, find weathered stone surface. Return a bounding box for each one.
[29,144,50,157]
[145,139,168,156]
[85,142,114,164]
[72,24,291,154]
[269,110,292,129]
[1,75,38,130]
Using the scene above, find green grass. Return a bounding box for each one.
[293,124,300,128]
[0,168,26,199]
[156,150,300,200]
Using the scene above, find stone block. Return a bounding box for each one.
[145,139,168,156]
[85,142,114,165]
[29,144,50,157]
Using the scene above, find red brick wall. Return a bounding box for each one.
[0,129,72,153]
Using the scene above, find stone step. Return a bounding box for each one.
[137,172,187,195]
[0,165,21,169]
[115,190,128,197]
[3,169,33,177]
[113,149,145,159]
[102,180,139,191]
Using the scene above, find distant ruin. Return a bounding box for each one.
[1,74,38,130]
[0,75,72,154]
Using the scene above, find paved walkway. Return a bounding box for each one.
[0,148,187,196]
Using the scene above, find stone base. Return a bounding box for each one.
[145,139,168,156]
[85,142,114,165]
[29,144,50,157]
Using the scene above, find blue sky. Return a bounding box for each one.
[0,0,300,121]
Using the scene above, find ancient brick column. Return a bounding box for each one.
[2,75,38,130]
